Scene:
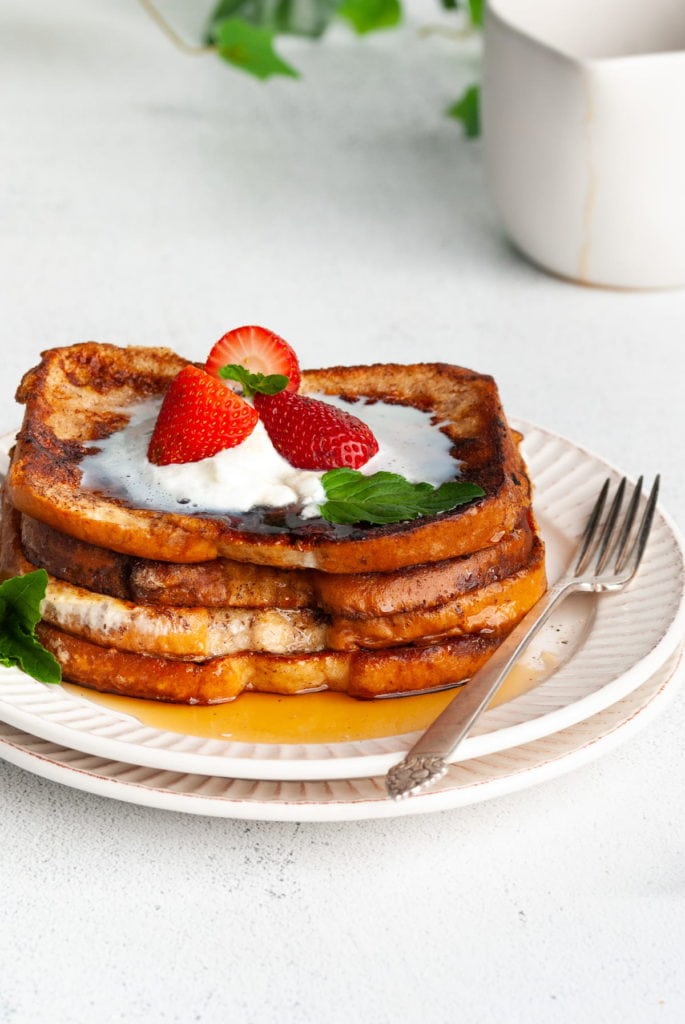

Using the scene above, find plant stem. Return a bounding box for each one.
[137,0,216,56]
[418,24,475,42]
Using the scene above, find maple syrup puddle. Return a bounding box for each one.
[63,652,557,745]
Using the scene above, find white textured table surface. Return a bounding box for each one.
[1,2,684,1022]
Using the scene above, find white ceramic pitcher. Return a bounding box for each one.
[483,0,685,288]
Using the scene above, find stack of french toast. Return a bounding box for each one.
[0,337,546,702]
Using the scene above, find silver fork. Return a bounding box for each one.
[385,475,660,801]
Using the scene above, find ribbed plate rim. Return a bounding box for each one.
[0,645,682,821]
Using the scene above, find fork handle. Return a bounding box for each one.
[409,579,574,758]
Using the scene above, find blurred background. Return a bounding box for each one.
[3,1,683,496]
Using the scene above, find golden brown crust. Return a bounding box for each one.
[19,506,535,616]
[38,542,544,656]
[327,537,546,649]
[8,345,531,572]
[36,621,501,700]
[2,500,324,657]
[20,511,314,610]
[3,498,545,657]
[313,514,536,617]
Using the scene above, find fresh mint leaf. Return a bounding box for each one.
[319,469,484,525]
[1,570,49,632]
[338,0,402,35]
[207,1,338,40]
[214,18,298,79]
[218,363,289,397]
[0,627,61,684]
[447,83,480,137]
[0,570,61,684]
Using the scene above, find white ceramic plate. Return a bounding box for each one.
[0,646,682,821]
[0,422,683,781]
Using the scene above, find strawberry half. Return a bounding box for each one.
[148,365,258,466]
[205,325,301,392]
[254,391,379,471]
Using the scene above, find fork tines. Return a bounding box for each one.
[575,475,660,580]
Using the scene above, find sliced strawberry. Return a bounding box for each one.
[254,391,379,471]
[148,366,258,466]
[205,325,301,392]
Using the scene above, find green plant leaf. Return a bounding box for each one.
[207,0,338,40]
[338,0,402,35]
[468,0,483,27]
[447,82,480,137]
[214,17,299,78]
[0,570,61,684]
[218,363,289,398]
[319,469,484,525]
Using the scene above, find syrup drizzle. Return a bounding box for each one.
[64,653,556,745]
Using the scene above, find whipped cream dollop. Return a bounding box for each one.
[81,395,457,517]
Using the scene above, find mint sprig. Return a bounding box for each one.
[218,363,289,398]
[319,469,485,525]
[0,570,61,684]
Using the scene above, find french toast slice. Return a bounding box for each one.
[37,556,543,657]
[8,343,531,573]
[19,506,536,615]
[35,621,502,700]
[20,509,315,610]
[2,499,545,657]
[325,537,545,649]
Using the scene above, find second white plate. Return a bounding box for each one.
[1,646,681,821]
